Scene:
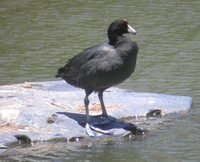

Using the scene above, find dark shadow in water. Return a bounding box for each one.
[57,112,143,135]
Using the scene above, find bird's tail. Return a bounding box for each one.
[55,65,79,87]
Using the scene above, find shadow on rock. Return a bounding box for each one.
[57,112,145,136]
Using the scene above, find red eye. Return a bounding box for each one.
[122,19,128,24]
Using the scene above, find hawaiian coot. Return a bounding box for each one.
[56,19,138,136]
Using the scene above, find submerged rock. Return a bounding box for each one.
[0,81,192,147]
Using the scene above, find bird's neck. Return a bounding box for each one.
[108,33,123,46]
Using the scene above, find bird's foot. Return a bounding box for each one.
[84,115,117,137]
[89,125,112,135]
[85,123,95,137]
[85,123,113,136]
[92,115,116,126]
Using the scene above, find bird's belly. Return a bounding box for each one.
[92,67,133,90]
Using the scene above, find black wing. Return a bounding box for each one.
[56,44,100,78]
[56,43,122,88]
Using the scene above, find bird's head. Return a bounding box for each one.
[107,19,137,36]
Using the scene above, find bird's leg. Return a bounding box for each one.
[84,94,90,123]
[96,91,116,125]
[84,90,94,137]
[84,90,115,135]
[98,91,108,117]
[96,90,113,125]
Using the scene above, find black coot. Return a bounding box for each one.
[56,19,138,136]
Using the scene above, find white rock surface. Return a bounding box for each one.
[0,81,192,146]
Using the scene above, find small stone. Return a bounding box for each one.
[0,144,7,149]
[68,136,84,142]
[15,134,32,144]
[146,109,162,118]
[47,114,58,124]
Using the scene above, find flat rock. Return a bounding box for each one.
[0,81,192,146]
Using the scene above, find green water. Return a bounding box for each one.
[0,0,200,161]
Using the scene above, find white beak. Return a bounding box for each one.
[127,24,137,35]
